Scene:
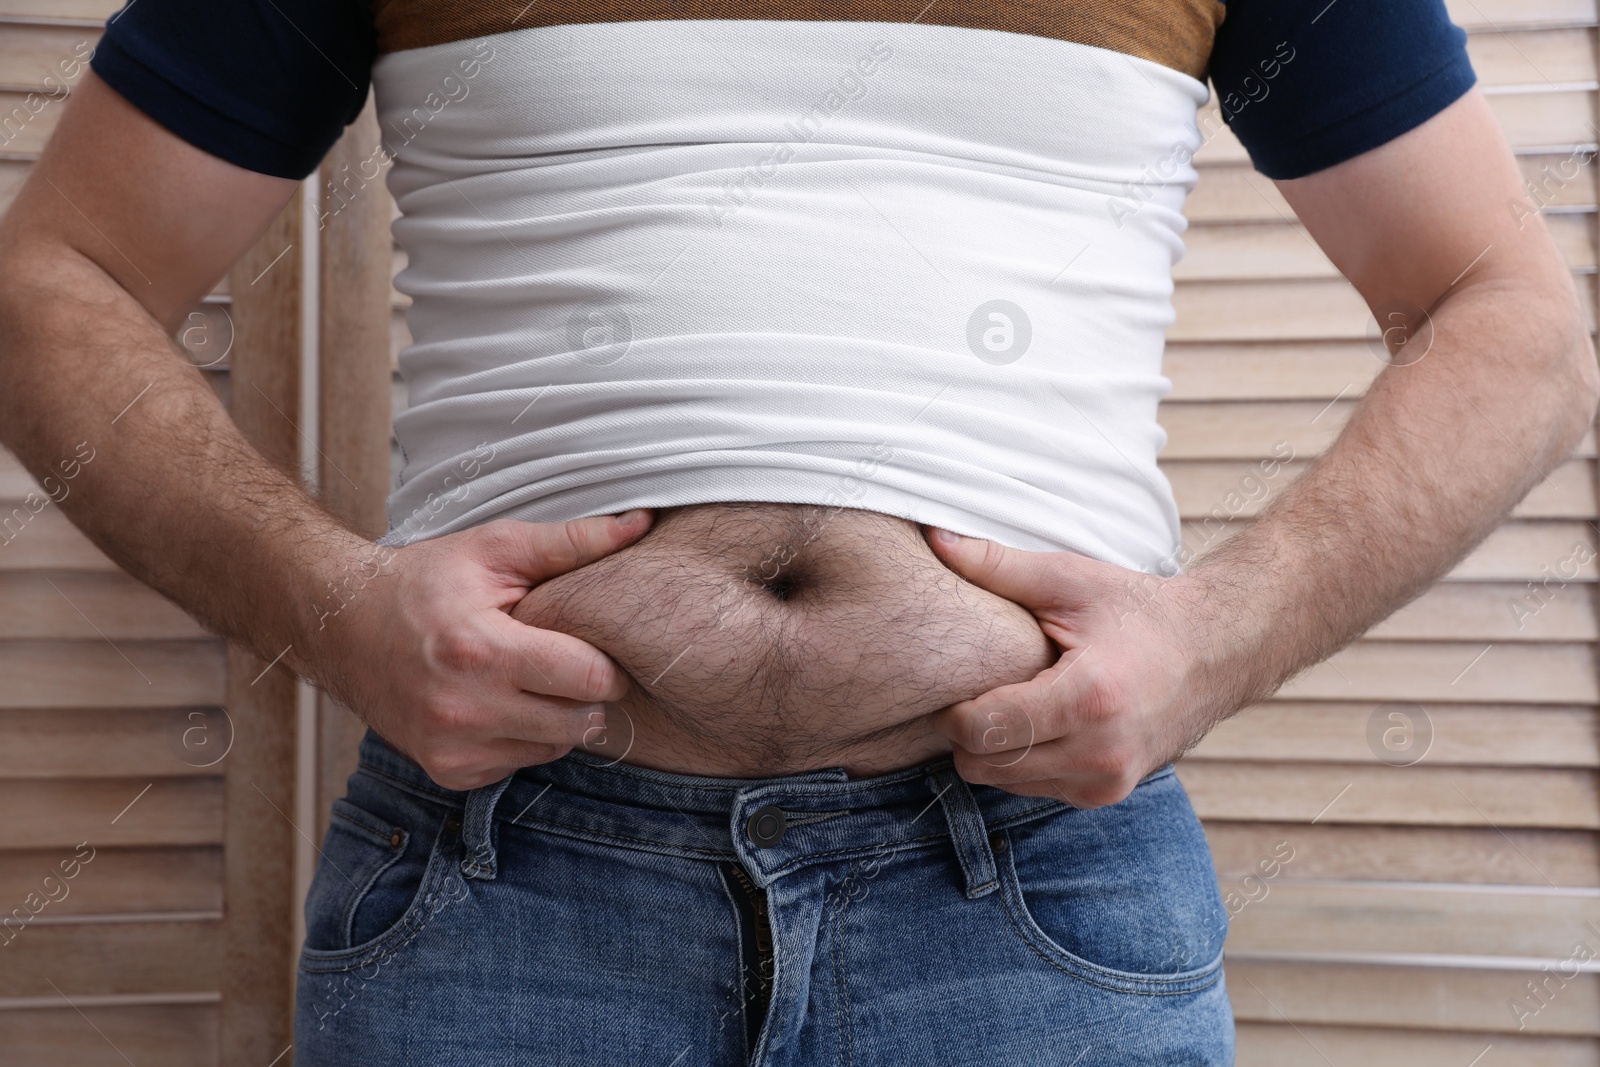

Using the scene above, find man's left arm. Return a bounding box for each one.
[926,88,1600,806]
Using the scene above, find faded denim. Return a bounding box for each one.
[294,730,1233,1065]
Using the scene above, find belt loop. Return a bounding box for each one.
[460,775,516,881]
[927,764,998,899]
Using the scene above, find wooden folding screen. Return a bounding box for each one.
[1176,2,1600,1061]
[0,0,1597,1062]
[0,3,389,1061]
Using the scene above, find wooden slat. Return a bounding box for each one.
[1180,762,1600,829]
[1177,213,1594,281]
[1167,458,1596,519]
[0,846,219,915]
[0,0,118,18]
[1489,90,1600,146]
[1367,581,1599,642]
[0,1004,216,1067]
[1166,333,1600,401]
[0,506,114,570]
[0,87,61,154]
[1467,27,1598,86]
[1170,277,1372,341]
[0,572,207,639]
[0,777,222,849]
[1184,520,1600,583]
[1227,958,1600,1036]
[1226,881,1600,959]
[0,640,224,707]
[1447,0,1597,31]
[1193,703,1600,767]
[0,708,230,777]
[1164,341,1380,400]
[1164,395,1600,457]
[1275,640,1598,704]
[1161,399,1349,458]
[0,24,95,91]
[1196,91,1600,166]
[1205,821,1600,887]
[0,155,26,212]
[1164,398,1599,460]
[0,921,219,998]
[1172,277,1600,342]
[1438,521,1600,581]
[1188,154,1598,223]
[1237,1022,1597,1067]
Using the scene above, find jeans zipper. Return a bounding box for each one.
[727,862,775,1048]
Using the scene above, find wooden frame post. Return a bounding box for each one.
[220,189,304,1066]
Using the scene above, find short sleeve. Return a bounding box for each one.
[1208,0,1478,180]
[89,0,378,180]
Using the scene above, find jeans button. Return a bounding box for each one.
[746,805,787,847]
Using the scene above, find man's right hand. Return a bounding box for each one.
[0,73,650,795]
[314,513,652,791]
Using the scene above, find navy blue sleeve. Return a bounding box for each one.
[89,0,377,180]
[1209,0,1478,180]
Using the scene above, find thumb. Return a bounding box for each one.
[478,510,653,585]
[925,527,1064,608]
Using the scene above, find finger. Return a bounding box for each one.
[949,734,1071,786]
[495,617,633,702]
[932,656,1078,755]
[923,527,1071,608]
[932,687,1047,757]
[982,778,1074,801]
[981,776,1118,810]
[493,699,608,750]
[475,510,653,585]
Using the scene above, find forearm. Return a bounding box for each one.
[1174,277,1599,727]
[0,240,372,673]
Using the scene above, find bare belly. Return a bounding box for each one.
[511,503,1056,777]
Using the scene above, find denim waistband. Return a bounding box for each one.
[352,730,1174,894]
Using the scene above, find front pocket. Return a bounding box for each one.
[993,774,1228,996]
[300,801,466,973]
[301,799,411,954]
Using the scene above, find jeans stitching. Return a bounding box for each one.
[300,821,459,973]
[832,898,855,1067]
[994,829,1225,996]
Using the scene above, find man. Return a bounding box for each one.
[0,0,1591,1062]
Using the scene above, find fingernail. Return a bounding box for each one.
[615,509,647,528]
[930,527,961,546]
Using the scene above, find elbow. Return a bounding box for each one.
[1549,312,1599,461]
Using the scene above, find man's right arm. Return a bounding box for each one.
[0,71,652,790]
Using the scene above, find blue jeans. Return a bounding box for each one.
[294,730,1234,1065]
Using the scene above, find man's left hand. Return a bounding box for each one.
[926,527,1220,809]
